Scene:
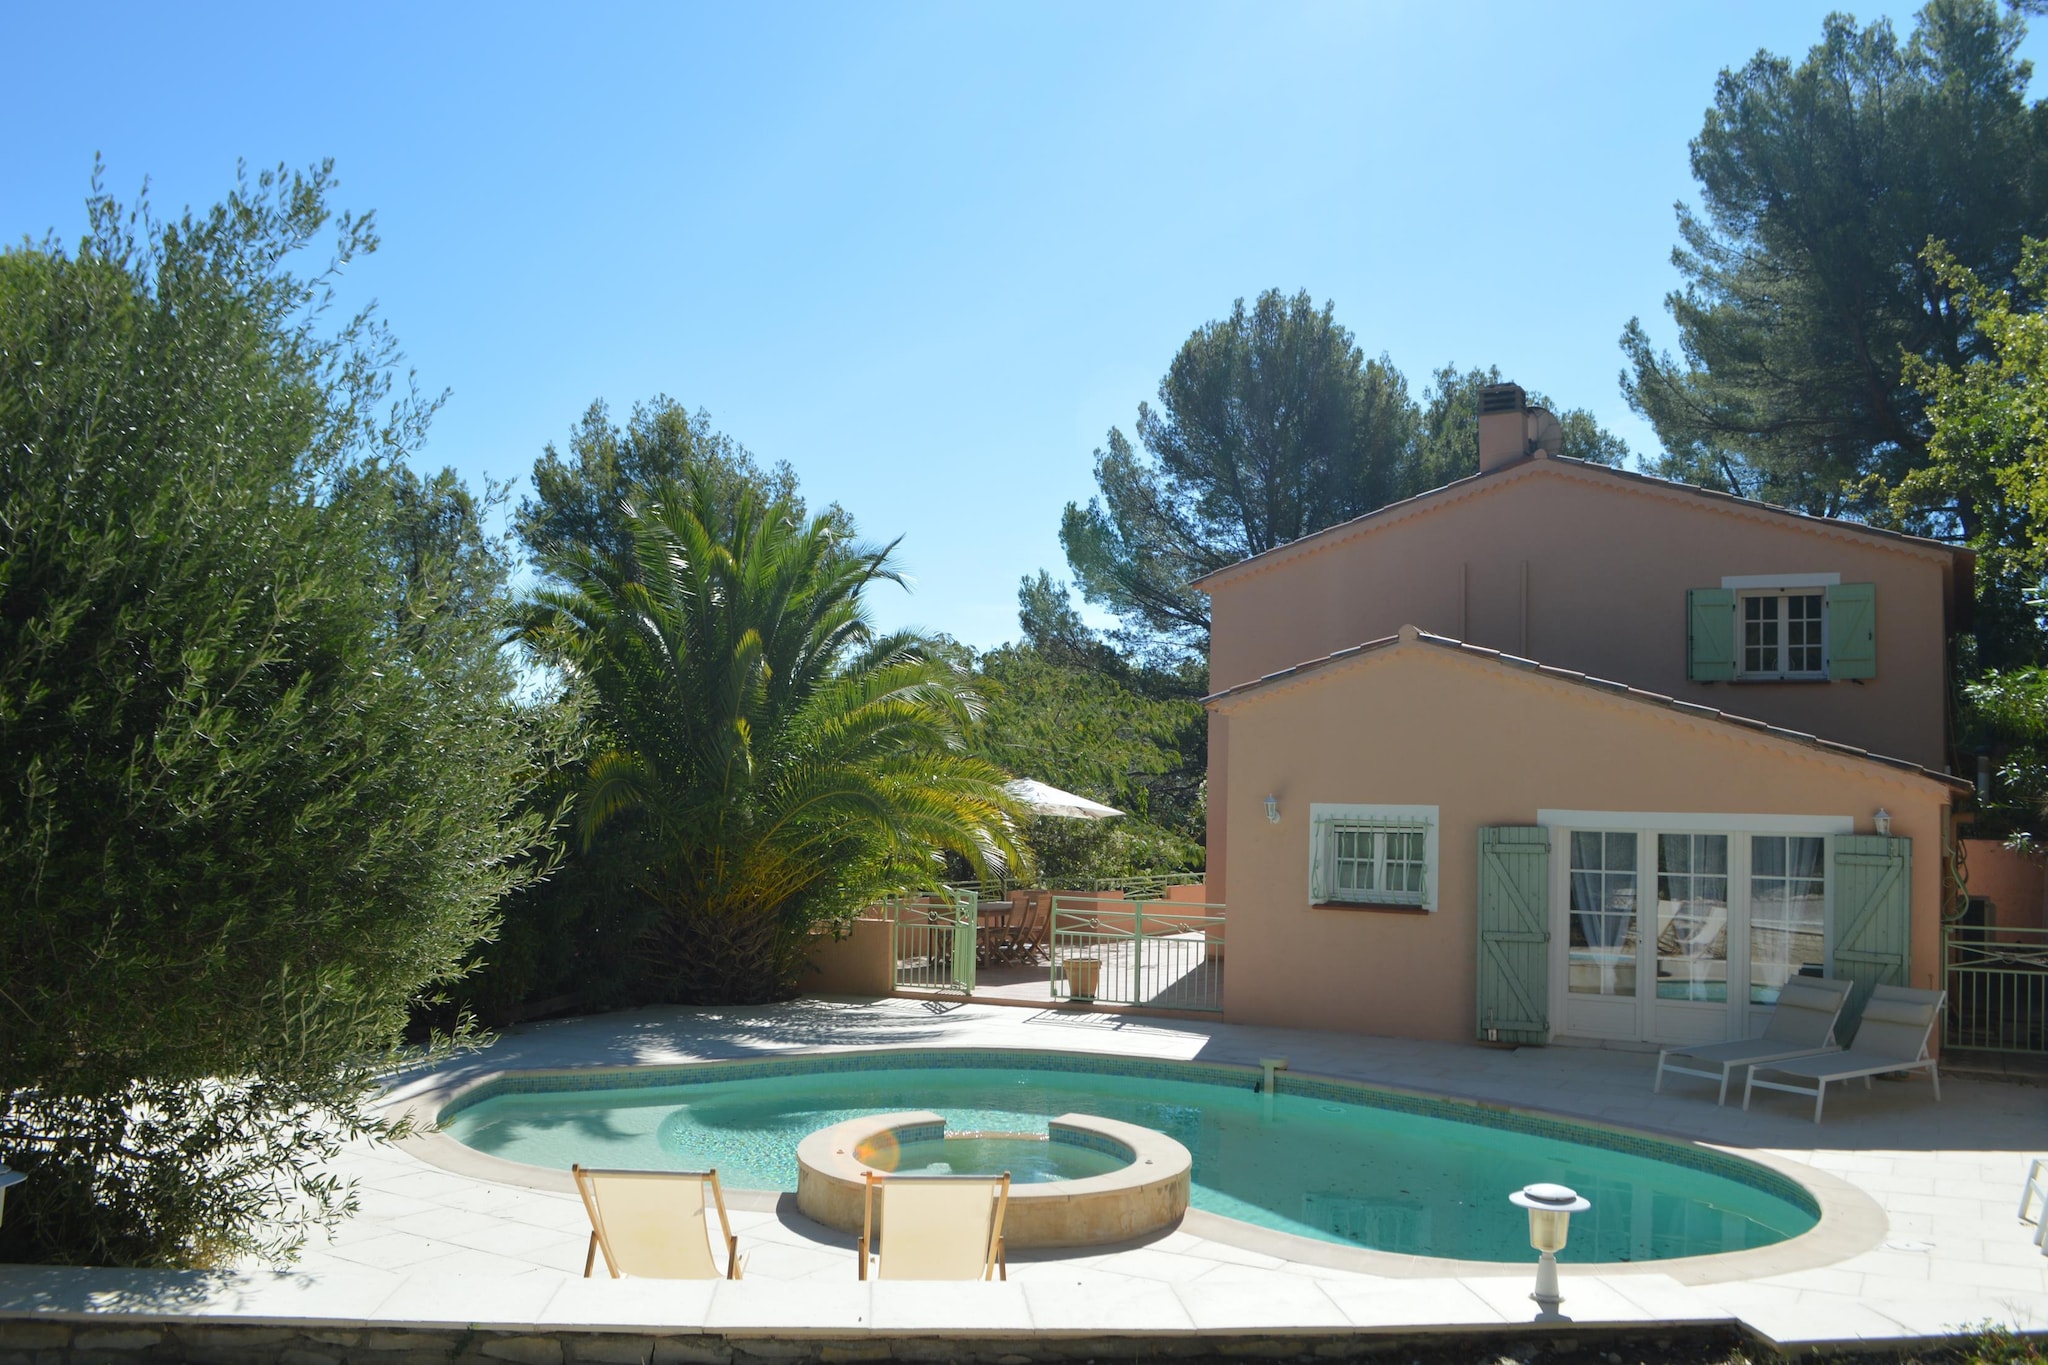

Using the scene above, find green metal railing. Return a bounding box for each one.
[946,871,1206,901]
[889,892,977,994]
[1048,895,1225,1012]
[1944,923,2048,1054]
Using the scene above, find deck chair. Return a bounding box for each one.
[573,1164,742,1280]
[858,1170,1010,1280]
[1654,976,1852,1104]
[1002,891,1051,964]
[1742,984,1947,1123]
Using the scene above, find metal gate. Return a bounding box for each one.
[891,891,976,994]
[1945,922,2048,1054]
[1048,896,1224,1012]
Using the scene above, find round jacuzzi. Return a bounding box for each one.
[436,1048,1823,1263]
[793,1110,1191,1248]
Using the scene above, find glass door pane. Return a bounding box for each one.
[1749,835,1826,1003]
[1656,835,1729,1003]
[1568,832,1638,997]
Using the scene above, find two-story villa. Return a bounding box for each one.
[1199,383,1973,1049]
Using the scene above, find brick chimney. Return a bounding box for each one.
[1477,382,1562,473]
[1478,383,1528,473]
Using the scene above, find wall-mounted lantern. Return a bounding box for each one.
[1264,795,1281,824]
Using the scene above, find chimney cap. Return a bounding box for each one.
[1478,383,1526,416]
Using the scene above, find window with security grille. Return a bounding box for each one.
[1313,814,1433,908]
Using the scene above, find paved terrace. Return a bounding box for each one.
[0,997,2042,1358]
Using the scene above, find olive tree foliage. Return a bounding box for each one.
[1061,289,1630,662]
[0,164,549,1267]
[1620,0,2048,521]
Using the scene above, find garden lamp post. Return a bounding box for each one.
[1509,1182,1588,1318]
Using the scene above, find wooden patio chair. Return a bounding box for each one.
[858,1170,1010,1280]
[573,1164,743,1280]
[997,890,1051,964]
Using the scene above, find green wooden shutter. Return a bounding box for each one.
[1309,814,1334,901]
[1827,582,1877,679]
[1687,588,1736,681]
[1829,835,1911,1039]
[1477,827,1550,1044]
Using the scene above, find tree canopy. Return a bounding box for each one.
[1884,238,2048,837]
[515,474,1020,1002]
[1621,0,2048,521]
[1061,289,1629,661]
[0,164,546,1266]
[518,395,801,566]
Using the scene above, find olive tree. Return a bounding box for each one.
[0,163,548,1266]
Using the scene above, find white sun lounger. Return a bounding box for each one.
[573,1165,743,1279]
[1742,984,1946,1123]
[1654,976,1853,1104]
[859,1170,1010,1281]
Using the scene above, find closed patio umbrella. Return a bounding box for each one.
[1002,778,1122,821]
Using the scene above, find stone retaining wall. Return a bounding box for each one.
[0,1318,1751,1365]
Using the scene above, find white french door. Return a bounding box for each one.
[1550,820,1839,1046]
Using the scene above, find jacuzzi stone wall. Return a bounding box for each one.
[795,1111,1190,1248]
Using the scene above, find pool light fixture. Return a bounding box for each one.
[1264,795,1280,824]
[1509,1182,1589,1318]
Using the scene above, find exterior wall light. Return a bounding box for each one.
[1509,1182,1589,1318]
[1264,795,1280,824]
[1873,808,1892,837]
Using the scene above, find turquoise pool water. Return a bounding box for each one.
[877,1135,1125,1183]
[440,1053,1817,1263]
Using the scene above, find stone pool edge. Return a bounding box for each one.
[383,1044,1887,1285]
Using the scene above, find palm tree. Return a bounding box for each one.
[516,474,1019,1002]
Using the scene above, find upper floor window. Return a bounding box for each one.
[1739,589,1826,679]
[1687,576,1875,683]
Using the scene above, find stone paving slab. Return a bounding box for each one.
[0,996,2042,1352]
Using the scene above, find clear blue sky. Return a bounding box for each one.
[5,2,2035,649]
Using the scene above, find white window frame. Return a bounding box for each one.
[1537,810,1847,1045]
[1308,803,1438,911]
[1720,573,1835,683]
[1735,587,1829,680]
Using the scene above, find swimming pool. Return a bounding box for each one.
[438,1050,1818,1263]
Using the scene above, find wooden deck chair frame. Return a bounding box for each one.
[573,1164,742,1280]
[1003,892,1051,964]
[1653,976,1853,1104]
[858,1170,1010,1281]
[1741,984,1946,1124]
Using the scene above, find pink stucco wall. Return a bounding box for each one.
[1206,459,1957,764]
[796,915,895,996]
[1214,636,1955,1042]
[1202,459,1961,906]
[1961,838,2047,931]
